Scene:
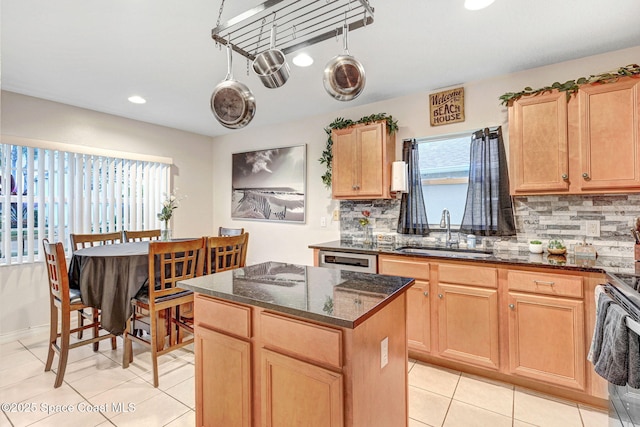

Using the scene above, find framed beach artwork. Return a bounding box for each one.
[231,145,306,223]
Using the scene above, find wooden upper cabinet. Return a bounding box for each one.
[332,120,395,199]
[508,76,640,194]
[576,78,640,191]
[509,90,569,194]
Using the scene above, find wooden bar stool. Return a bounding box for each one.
[123,237,205,387]
[42,239,116,388]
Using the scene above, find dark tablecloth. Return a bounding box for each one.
[68,242,150,335]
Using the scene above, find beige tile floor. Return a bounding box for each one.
[407,360,609,427]
[1,328,609,426]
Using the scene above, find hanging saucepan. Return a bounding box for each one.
[211,43,256,129]
[323,22,366,101]
[252,22,290,89]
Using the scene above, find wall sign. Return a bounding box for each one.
[429,87,465,126]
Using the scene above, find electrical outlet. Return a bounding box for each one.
[332,209,340,221]
[380,337,389,369]
[320,217,327,227]
[586,220,600,237]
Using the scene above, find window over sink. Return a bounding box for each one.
[416,131,471,227]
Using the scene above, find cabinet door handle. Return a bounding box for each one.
[509,304,515,310]
[352,185,357,190]
[438,294,443,299]
[423,291,429,297]
[582,172,590,179]
[561,174,568,180]
[533,280,555,287]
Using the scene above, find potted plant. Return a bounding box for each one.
[547,239,567,255]
[529,240,543,254]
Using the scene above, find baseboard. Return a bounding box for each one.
[0,323,49,344]
[0,316,84,345]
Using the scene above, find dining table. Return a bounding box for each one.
[68,241,151,335]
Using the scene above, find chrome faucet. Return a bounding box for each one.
[439,208,456,247]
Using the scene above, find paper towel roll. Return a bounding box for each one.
[391,161,408,192]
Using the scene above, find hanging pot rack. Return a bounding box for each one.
[212,0,375,62]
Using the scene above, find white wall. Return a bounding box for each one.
[211,45,640,267]
[0,91,214,336]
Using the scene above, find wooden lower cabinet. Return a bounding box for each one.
[378,256,430,354]
[437,283,499,370]
[507,291,586,391]
[377,254,606,407]
[195,327,251,427]
[407,280,430,353]
[194,293,409,426]
[261,349,343,427]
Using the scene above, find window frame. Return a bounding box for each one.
[416,130,473,229]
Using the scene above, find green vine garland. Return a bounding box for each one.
[499,63,640,106]
[319,113,399,188]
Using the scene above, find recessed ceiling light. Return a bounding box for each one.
[464,0,495,10]
[128,95,147,104]
[292,53,314,67]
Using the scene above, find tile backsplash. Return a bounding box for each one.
[340,194,640,259]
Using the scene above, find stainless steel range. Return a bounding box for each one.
[604,273,640,426]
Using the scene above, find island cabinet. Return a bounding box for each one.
[508,76,640,195]
[331,120,395,200]
[194,296,252,427]
[377,254,608,407]
[182,261,414,427]
[260,312,344,427]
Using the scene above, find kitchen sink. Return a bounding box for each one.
[396,247,494,259]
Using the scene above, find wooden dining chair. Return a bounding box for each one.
[123,237,205,387]
[123,229,161,242]
[42,239,116,388]
[218,226,244,236]
[69,231,123,337]
[70,231,123,251]
[206,233,249,274]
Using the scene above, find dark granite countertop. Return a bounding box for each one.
[310,240,639,280]
[177,261,415,329]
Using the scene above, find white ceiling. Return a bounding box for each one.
[2,0,639,138]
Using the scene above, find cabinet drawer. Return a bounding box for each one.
[195,295,251,339]
[439,263,497,288]
[508,270,583,298]
[379,256,429,280]
[261,312,342,369]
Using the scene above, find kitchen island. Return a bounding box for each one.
[177,261,414,427]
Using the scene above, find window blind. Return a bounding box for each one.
[0,142,170,265]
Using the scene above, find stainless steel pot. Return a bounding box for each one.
[323,23,365,101]
[252,23,290,89]
[211,43,256,129]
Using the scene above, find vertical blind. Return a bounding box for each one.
[0,142,170,265]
